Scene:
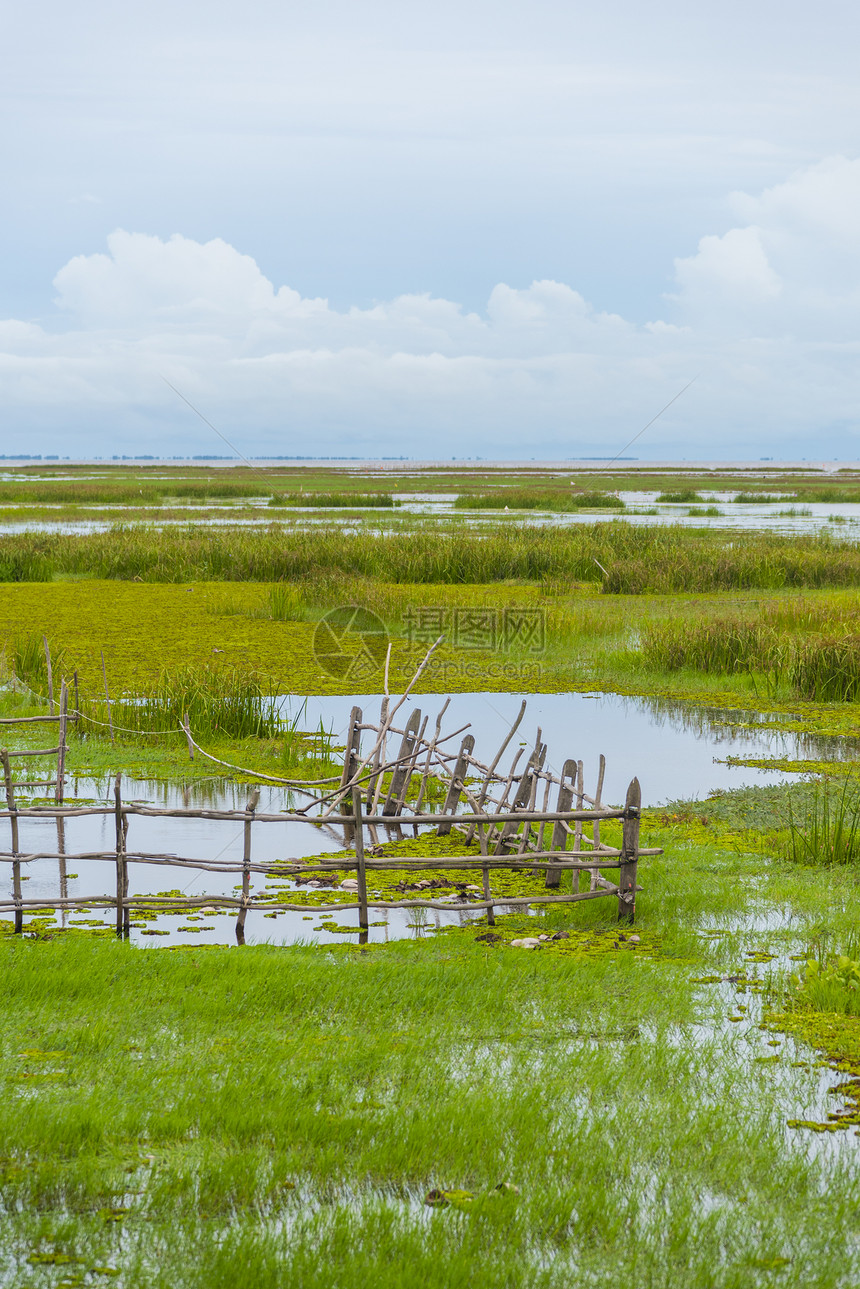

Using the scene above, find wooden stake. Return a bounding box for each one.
[618,777,641,924]
[545,759,576,889]
[182,713,195,761]
[436,735,476,836]
[589,753,606,890]
[114,773,125,938]
[235,787,260,945]
[1,749,21,934]
[42,636,54,715]
[352,783,368,940]
[382,708,421,816]
[339,705,363,831]
[55,681,68,804]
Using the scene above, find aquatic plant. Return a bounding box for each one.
[454,488,624,511]
[792,944,860,1016]
[268,492,396,508]
[784,781,860,867]
[7,520,860,592]
[77,662,282,740]
[656,489,704,503]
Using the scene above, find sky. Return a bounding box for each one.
[3,0,860,460]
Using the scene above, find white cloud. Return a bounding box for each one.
[4,155,860,456]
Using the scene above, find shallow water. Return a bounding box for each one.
[3,689,849,946]
[287,689,852,806]
[3,488,860,535]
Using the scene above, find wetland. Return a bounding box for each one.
[1,461,860,1287]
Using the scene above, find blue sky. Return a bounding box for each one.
[4,0,860,458]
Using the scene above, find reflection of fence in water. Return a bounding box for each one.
[0,695,661,943]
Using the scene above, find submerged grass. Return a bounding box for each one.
[1,925,859,1288]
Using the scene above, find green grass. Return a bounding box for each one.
[453,488,624,511]
[268,492,396,508]
[656,488,704,503]
[7,520,860,593]
[784,781,860,866]
[1,916,859,1288]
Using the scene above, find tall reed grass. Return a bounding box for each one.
[3,522,860,592]
[784,781,860,866]
[639,602,860,701]
[3,634,70,700]
[74,663,282,740]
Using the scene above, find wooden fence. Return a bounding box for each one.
[0,693,661,943]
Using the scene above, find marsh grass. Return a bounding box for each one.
[0,480,274,505]
[656,489,704,503]
[639,599,860,701]
[8,521,860,592]
[1,924,859,1288]
[268,492,395,508]
[453,488,624,511]
[73,663,282,740]
[784,780,860,866]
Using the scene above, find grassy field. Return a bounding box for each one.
[2,471,860,1284]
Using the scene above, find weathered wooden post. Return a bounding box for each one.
[382,708,422,816]
[545,758,577,889]
[1,749,22,934]
[496,742,546,855]
[339,706,363,843]
[618,777,641,924]
[436,735,475,836]
[235,787,260,945]
[114,773,127,938]
[352,784,369,941]
[55,680,68,804]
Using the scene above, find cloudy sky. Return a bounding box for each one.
[4,0,860,459]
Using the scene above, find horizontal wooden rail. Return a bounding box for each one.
[0,804,636,825]
[0,887,643,916]
[0,847,663,870]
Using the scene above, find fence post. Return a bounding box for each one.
[55,681,68,804]
[235,787,260,945]
[618,777,641,924]
[382,708,421,816]
[545,758,576,889]
[114,773,127,938]
[339,706,363,843]
[1,749,22,934]
[352,784,368,941]
[436,735,475,836]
